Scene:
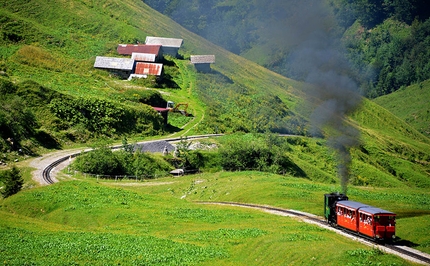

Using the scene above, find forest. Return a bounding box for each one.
[143,0,430,98]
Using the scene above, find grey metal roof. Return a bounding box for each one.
[190,55,215,64]
[337,201,395,215]
[145,36,183,48]
[360,207,396,215]
[337,200,369,209]
[134,141,175,153]
[94,56,134,70]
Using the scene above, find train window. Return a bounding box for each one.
[374,216,380,222]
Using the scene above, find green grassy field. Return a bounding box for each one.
[1,171,428,265]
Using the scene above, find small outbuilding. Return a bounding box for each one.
[93,56,134,79]
[145,36,183,58]
[131,52,157,62]
[134,62,163,76]
[190,55,215,72]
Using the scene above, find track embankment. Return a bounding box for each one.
[199,201,430,265]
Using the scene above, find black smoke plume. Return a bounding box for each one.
[285,2,362,195]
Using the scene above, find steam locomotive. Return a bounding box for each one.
[324,193,396,241]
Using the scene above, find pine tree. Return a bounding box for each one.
[1,166,24,198]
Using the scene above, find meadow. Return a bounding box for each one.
[1,170,428,265]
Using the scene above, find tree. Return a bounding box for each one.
[1,166,24,198]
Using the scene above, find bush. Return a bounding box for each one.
[218,133,305,176]
[1,166,24,198]
[72,147,173,178]
[73,147,123,176]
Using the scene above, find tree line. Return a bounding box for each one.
[143,0,430,98]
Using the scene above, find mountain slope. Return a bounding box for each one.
[0,0,429,188]
[373,79,430,138]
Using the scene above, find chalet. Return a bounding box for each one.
[117,44,161,60]
[190,55,215,72]
[145,36,183,57]
[93,56,134,79]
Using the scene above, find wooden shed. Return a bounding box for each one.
[145,36,183,57]
[93,56,134,79]
[190,55,215,72]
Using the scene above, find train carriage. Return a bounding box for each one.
[358,207,396,241]
[335,201,368,232]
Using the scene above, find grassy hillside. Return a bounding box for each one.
[373,79,430,138]
[0,0,430,264]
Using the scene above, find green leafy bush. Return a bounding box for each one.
[49,96,163,135]
[73,147,173,178]
[218,133,305,176]
[0,166,24,198]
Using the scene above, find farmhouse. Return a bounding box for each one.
[145,36,183,57]
[190,55,215,72]
[93,56,134,78]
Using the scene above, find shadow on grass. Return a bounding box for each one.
[164,124,183,133]
[396,210,430,218]
[394,237,419,247]
[34,130,61,149]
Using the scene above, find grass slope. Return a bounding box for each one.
[1,175,428,265]
[373,79,430,138]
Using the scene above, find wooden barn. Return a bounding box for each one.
[145,36,183,57]
[93,56,134,79]
[190,55,215,72]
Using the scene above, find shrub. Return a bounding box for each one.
[0,166,24,198]
[73,147,123,176]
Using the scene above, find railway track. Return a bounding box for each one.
[200,201,430,265]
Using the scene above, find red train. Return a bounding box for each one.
[324,193,396,241]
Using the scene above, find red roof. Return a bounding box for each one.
[135,62,163,76]
[153,107,169,112]
[117,44,161,55]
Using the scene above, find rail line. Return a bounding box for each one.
[200,201,430,265]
